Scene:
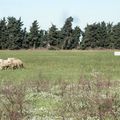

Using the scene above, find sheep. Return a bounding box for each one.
[0,59,4,70]
[14,59,24,69]
[0,58,24,70]
[7,58,24,69]
[0,59,11,70]
[0,59,3,64]
[0,59,3,62]
[15,59,24,68]
[10,59,19,69]
[7,58,16,61]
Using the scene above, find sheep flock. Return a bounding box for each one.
[0,58,24,70]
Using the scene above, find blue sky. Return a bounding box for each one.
[0,0,120,30]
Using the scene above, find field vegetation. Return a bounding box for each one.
[0,50,120,82]
[0,50,120,120]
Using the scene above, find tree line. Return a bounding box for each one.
[0,16,120,50]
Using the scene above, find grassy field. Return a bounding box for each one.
[0,50,120,119]
[0,50,120,82]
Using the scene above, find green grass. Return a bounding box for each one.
[0,50,120,119]
[0,50,120,82]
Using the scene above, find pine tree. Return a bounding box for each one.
[28,20,39,49]
[48,24,59,47]
[60,16,73,49]
[98,22,108,48]
[71,26,81,49]
[7,17,24,49]
[111,23,120,49]
[80,23,98,49]
[80,22,109,49]
[22,28,29,49]
[37,30,44,48]
[0,17,7,49]
[41,30,49,48]
[106,23,113,48]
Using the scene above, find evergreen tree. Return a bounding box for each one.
[0,18,7,49]
[60,16,73,49]
[37,30,45,48]
[62,26,81,49]
[111,23,120,49]
[48,24,59,47]
[106,23,113,48]
[28,20,39,49]
[80,23,98,49]
[22,28,29,49]
[80,22,109,49]
[71,26,81,49]
[7,17,24,49]
[41,30,49,47]
[98,22,108,48]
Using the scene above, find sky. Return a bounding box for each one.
[0,0,120,30]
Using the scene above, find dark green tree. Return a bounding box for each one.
[111,23,120,49]
[0,17,7,49]
[106,23,113,48]
[80,22,109,49]
[80,23,98,49]
[98,22,108,48]
[48,24,59,47]
[36,30,44,48]
[71,26,81,49]
[60,16,73,49]
[22,28,29,49]
[28,20,40,49]
[7,17,24,49]
[61,26,81,49]
[40,30,49,48]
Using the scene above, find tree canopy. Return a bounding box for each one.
[0,16,120,50]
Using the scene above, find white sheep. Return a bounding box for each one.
[0,59,4,70]
[0,58,24,70]
[8,58,24,69]
[0,60,11,70]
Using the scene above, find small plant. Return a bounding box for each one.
[0,81,28,120]
[56,73,120,120]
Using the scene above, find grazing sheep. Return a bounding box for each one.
[8,58,24,69]
[7,58,16,61]
[0,59,3,62]
[0,58,24,70]
[0,59,4,70]
[10,59,19,69]
[7,58,15,69]
[0,60,11,70]
[14,59,24,69]
[15,59,24,68]
[0,59,4,65]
